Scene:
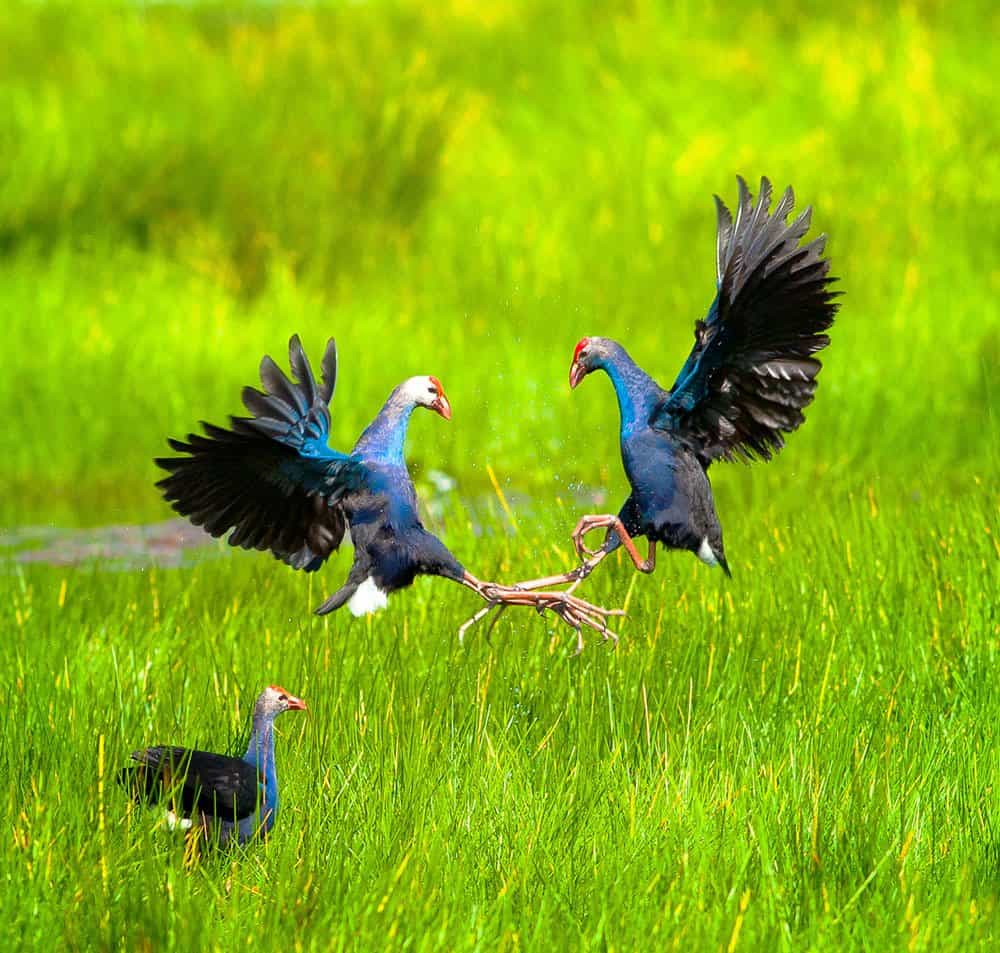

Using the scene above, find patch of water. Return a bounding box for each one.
[1,485,610,569]
[1,519,220,570]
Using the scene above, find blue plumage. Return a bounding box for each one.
[569,177,839,577]
[120,685,306,847]
[156,337,462,615]
[239,700,283,843]
[157,336,625,641]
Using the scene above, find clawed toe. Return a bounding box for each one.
[459,575,622,649]
[457,526,625,650]
[572,514,616,560]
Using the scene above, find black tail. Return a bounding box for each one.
[313,561,368,615]
[314,581,359,615]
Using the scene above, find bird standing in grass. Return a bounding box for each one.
[568,177,838,582]
[157,336,620,642]
[120,685,306,846]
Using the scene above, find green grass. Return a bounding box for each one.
[3,491,999,950]
[1,1,999,949]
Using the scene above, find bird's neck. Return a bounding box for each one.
[353,394,416,466]
[244,714,277,784]
[597,346,663,435]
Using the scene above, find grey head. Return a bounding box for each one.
[569,336,625,388]
[253,685,308,721]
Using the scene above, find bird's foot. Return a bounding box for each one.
[564,554,605,593]
[459,576,623,648]
[572,514,618,558]
[570,514,655,575]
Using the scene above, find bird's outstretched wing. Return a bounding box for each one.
[120,746,260,819]
[156,335,368,570]
[651,177,839,463]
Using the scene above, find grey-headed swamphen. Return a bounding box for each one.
[120,685,306,846]
[156,337,621,643]
[568,176,838,582]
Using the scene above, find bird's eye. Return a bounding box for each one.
[278,693,288,701]
[427,386,436,394]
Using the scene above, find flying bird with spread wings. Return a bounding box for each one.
[156,336,621,645]
[568,176,838,582]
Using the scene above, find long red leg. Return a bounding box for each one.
[571,515,656,573]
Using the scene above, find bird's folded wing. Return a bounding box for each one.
[156,335,368,570]
[121,747,260,819]
[651,177,839,463]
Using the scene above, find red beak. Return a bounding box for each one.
[434,392,452,420]
[569,360,586,389]
[286,694,307,711]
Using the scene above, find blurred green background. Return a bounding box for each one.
[2,0,996,523]
[1,2,998,950]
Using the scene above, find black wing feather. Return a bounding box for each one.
[119,746,260,820]
[156,336,366,571]
[653,176,839,463]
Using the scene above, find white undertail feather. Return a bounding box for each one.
[165,810,193,831]
[348,577,389,616]
[697,538,719,567]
